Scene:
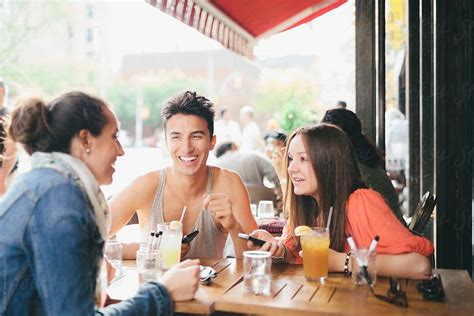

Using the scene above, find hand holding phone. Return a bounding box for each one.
[182,230,199,244]
[238,233,266,246]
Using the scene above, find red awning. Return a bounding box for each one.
[145,0,347,58]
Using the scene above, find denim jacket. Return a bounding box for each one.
[0,167,172,315]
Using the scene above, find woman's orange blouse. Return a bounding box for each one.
[281,189,434,264]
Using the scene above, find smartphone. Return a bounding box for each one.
[238,233,266,247]
[182,230,199,244]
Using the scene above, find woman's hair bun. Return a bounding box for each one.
[9,97,53,154]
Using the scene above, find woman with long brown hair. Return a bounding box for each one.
[248,124,433,279]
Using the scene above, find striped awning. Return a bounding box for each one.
[145,0,347,58]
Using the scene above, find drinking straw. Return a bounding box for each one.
[346,234,358,251]
[179,205,187,223]
[326,206,333,230]
[150,231,156,251]
[155,231,163,250]
[369,235,380,252]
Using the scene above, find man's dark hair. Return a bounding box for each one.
[264,131,287,143]
[215,142,235,158]
[336,100,347,108]
[321,108,383,167]
[161,91,215,139]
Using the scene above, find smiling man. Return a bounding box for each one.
[110,91,257,259]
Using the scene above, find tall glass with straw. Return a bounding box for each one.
[301,207,332,283]
[161,206,186,270]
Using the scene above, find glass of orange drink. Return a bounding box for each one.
[300,227,330,282]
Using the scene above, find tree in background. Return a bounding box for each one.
[0,1,67,74]
[254,76,320,133]
[0,2,100,97]
[279,104,316,133]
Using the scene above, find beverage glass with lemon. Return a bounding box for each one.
[161,221,182,270]
[298,226,330,283]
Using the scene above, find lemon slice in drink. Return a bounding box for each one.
[294,225,313,236]
[169,220,181,230]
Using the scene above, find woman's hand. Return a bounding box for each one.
[271,147,286,181]
[246,229,285,259]
[160,259,200,301]
[260,240,285,259]
[246,229,275,249]
[204,193,237,231]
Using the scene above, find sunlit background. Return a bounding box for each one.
[0,0,407,204]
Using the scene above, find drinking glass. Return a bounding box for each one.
[161,223,182,270]
[351,248,377,286]
[105,239,123,277]
[257,200,274,218]
[250,204,257,217]
[301,227,330,282]
[136,247,160,284]
[243,251,272,295]
[155,223,168,270]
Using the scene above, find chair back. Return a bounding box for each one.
[246,184,276,205]
[409,191,437,234]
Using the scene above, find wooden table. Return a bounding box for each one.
[107,258,242,314]
[107,259,473,315]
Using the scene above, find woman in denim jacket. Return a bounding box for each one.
[0,91,200,315]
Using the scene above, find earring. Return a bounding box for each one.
[86,148,91,154]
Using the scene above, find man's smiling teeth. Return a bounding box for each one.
[179,155,198,162]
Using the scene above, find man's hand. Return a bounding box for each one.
[160,259,200,301]
[181,242,191,258]
[105,259,116,284]
[203,193,237,231]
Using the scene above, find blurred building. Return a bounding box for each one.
[121,49,260,108]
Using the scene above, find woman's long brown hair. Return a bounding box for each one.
[284,124,366,251]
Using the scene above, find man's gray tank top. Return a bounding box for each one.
[146,167,228,259]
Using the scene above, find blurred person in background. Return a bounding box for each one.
[264,131,287,184]
[335,100,347,108]
[1,91,200,315]
[321,108,405,224]
[385,108,408,182]
[264,131,287,160]
[0,113,18,196]
[214,106,241,147]
[240,105,263,151]
[0,78,9,115]
[0,79,18,196]
[215,141,280,189]
[385,108,408,167]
